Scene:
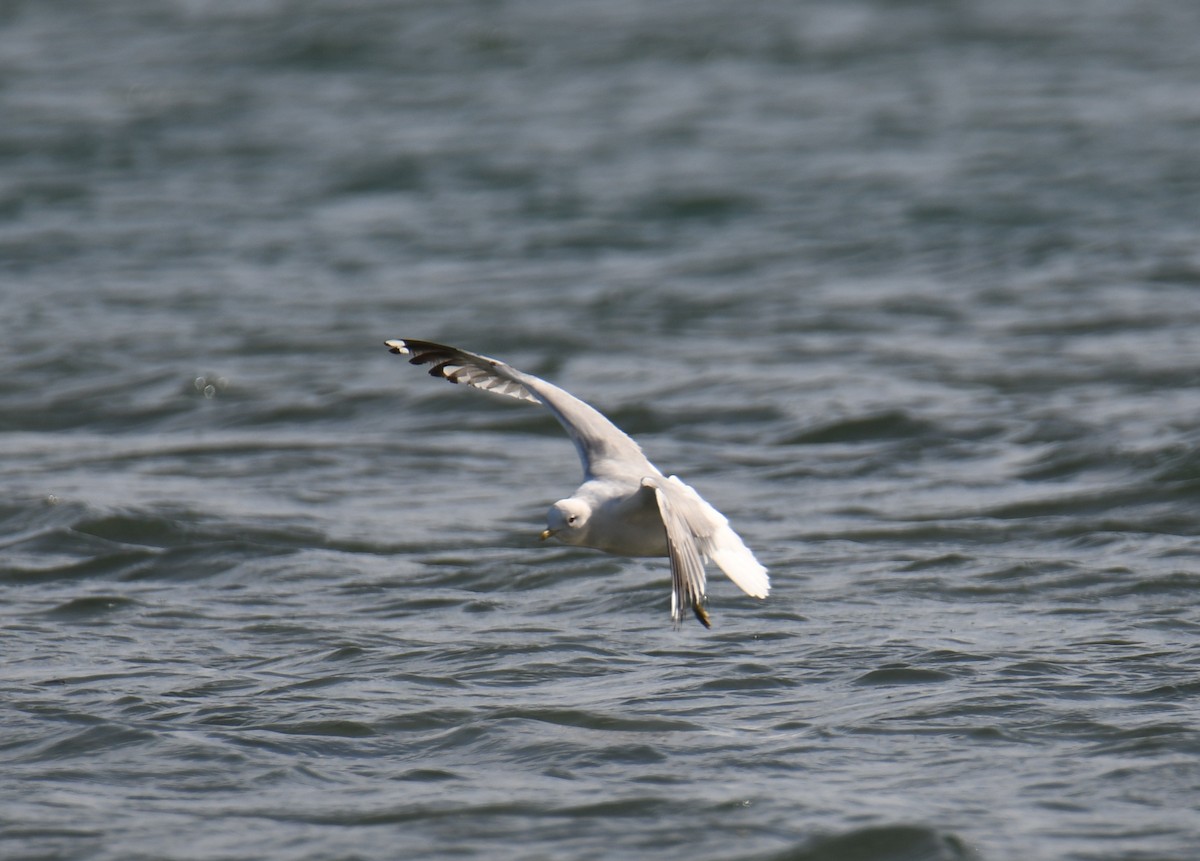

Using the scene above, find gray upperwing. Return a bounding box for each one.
[385,339,653,480]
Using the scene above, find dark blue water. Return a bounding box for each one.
[3,2,1200,859]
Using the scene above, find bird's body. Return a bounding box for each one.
[384,338,769,627]
[561,479,667,557]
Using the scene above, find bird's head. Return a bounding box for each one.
[540,498,590,545]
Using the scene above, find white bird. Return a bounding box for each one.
[384,338,769,628]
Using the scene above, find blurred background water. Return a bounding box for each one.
[3,2,1200,859]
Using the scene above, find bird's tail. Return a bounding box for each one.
[704,524,770,599]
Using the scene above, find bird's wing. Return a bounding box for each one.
[643,475,769,627]
[385,339,654,480]
[641,477,710,627]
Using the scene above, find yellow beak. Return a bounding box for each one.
[539,528,557,541]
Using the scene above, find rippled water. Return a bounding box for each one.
[4,2,1200,860]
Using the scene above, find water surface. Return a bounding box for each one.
[3,2,1200,859]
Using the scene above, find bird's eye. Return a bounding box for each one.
[567,515,577,525]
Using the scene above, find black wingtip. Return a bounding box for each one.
[693,604,712,629]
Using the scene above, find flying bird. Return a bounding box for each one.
[384,338,769,627]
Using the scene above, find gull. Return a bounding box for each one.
[384,338,769,627]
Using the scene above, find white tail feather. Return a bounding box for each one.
[703,525,769,598]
